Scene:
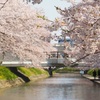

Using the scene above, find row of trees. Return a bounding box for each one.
[0,0,100,68]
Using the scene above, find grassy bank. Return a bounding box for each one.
[18,67,48,77]
[0,66,48,80]
[55,67,79,73]
[0,66,17,80]
[0,66,49,88]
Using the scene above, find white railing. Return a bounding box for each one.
[47,58,64,64]
[41,61,49,67]
[41,58,64,67]
[1,61,32,67]
[53,44,65,51]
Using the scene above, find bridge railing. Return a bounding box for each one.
[53,44,65,51]
[41,57,65,67]
[1,61,32,67]
[47,58,64,64]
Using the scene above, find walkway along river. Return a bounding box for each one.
[0,73,100,100]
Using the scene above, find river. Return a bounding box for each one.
[0,73,100,100]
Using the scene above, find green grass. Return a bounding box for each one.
[18,67,48,77]
[0,66,17,80]
[0,66,48,80]
[55,67,79,73]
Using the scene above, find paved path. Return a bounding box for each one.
[83,74,100,84]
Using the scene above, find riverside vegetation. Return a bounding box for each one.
[55,67,80,73]
[1,66,99,88]
[0,66,49,88]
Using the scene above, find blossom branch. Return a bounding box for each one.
[0,0,9,10]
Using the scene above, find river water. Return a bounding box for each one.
[0,73,100,100]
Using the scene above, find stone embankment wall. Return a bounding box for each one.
[0,78,23,88]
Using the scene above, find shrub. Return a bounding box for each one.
[87,69,98,76]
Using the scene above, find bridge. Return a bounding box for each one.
[41,44,65,67]
[0,51,33,67]
[0,43,88,79]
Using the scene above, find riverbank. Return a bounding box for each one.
[83,74,100,84]
[0,67,49,88]
[1,73,100,100]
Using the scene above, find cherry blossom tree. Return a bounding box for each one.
[1,0,100,68]
[0,0,55,67]
[51,0,100,67]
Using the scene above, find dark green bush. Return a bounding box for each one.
[87,68,98,76]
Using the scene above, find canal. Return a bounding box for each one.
[0,73,100,100]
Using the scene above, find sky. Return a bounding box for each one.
[30,0,81,21]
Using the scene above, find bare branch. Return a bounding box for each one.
[0,31,6,35]
[89,18,100,31]
[0,0,9,10]
[68,50,100,67]
[67,54,89,67]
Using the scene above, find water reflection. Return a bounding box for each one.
[0,73,100,100]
